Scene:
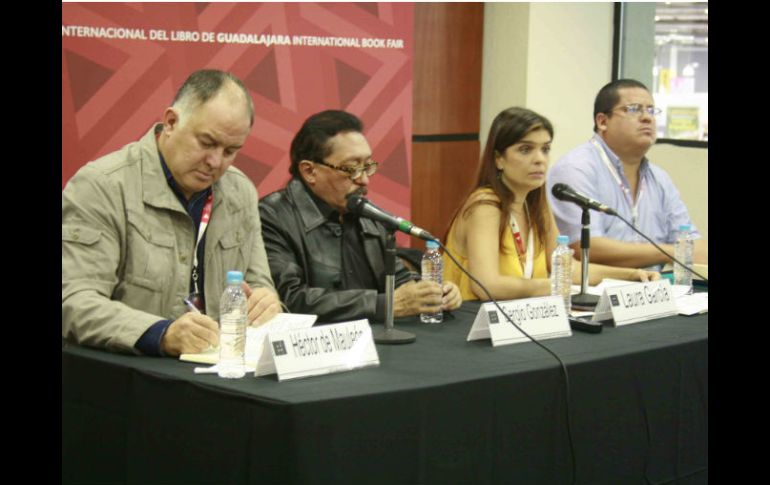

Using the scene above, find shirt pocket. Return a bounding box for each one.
[125,210,176,288]
[62,224,108,280]
[62,225,101,246]
[217,226,251,273]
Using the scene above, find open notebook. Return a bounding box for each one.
[179,313,317,368]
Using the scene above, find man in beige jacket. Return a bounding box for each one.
[62,69,281,357]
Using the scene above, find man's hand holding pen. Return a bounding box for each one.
[160,311,220,357]
[159,287,282,356]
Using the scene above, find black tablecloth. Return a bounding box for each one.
[62,301,707,484]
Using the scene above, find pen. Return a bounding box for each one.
[184,298,202,314]
[184,297,216,352]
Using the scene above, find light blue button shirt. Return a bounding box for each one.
[547,134,701,251]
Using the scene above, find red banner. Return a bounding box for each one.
[62,2,414,233]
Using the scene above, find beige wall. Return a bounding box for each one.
[480,2,530,144]
[526,3,614,162]
[481,3,613,162]
[480,2,708,240]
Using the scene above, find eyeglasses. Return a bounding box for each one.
[314,159,378,180]
[611,103,662,117]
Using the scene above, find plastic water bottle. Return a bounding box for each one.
[550,235,573,316]
[674,224,694,294]
[218,270,248,378]
[420,240,444,323]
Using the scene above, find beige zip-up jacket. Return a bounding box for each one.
[62,125,275,354]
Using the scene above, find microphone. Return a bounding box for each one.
[551,183,708,282]
[551,183,617,215]
[346,194,436,241]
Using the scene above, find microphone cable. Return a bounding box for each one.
[610,213,708,282]
[437,241,578,485]
[551,183,707,282]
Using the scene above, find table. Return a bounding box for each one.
[62,302,707,484]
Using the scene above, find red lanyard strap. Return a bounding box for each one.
[508,206,534,279]
[191,193,214,294]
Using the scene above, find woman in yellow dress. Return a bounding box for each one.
[443,107,658,301]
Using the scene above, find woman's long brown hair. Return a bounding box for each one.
[445,107,555,254]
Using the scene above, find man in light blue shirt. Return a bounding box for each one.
[547,79,708,269]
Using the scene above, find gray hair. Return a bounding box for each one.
[172,69,254,126]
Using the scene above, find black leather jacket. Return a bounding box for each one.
[259,178,416,323]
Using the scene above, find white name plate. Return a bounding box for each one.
[592,279,678,326]
[251,313,317,376]
[467,295,572,347]
[179,313,316,376]
[268,320,380,381]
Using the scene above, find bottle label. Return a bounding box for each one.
[421,256,443,323]
[673,239,693,289]
[219,310,246,365]
[220,311,244,333]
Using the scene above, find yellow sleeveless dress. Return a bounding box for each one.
[442,189,548,301]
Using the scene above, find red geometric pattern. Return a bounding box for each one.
[62,2,414,238]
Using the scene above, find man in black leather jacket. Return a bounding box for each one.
[259,110,462,323]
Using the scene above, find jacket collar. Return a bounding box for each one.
[139,124,226,214]
[287,178,381,237]
[287,178,328,232]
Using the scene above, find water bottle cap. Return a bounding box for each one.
[679,224,692,231]
[226,270,244,285]
[556,235,569,245]
[426,240,439,249]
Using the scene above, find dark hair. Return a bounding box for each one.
[448,107,554,253]
[289,110,363,178]
[593,79,649,132]
[172,69,254,126]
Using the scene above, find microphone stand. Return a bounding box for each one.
[571,207,599,310]
[372,229,416,344]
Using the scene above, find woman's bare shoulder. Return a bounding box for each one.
[465,187,501,207]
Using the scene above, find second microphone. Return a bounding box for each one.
[346,194,437,241]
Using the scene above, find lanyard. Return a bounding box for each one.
[191,192,214,294]
[590,138,645,226]
[508,207,534,279]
